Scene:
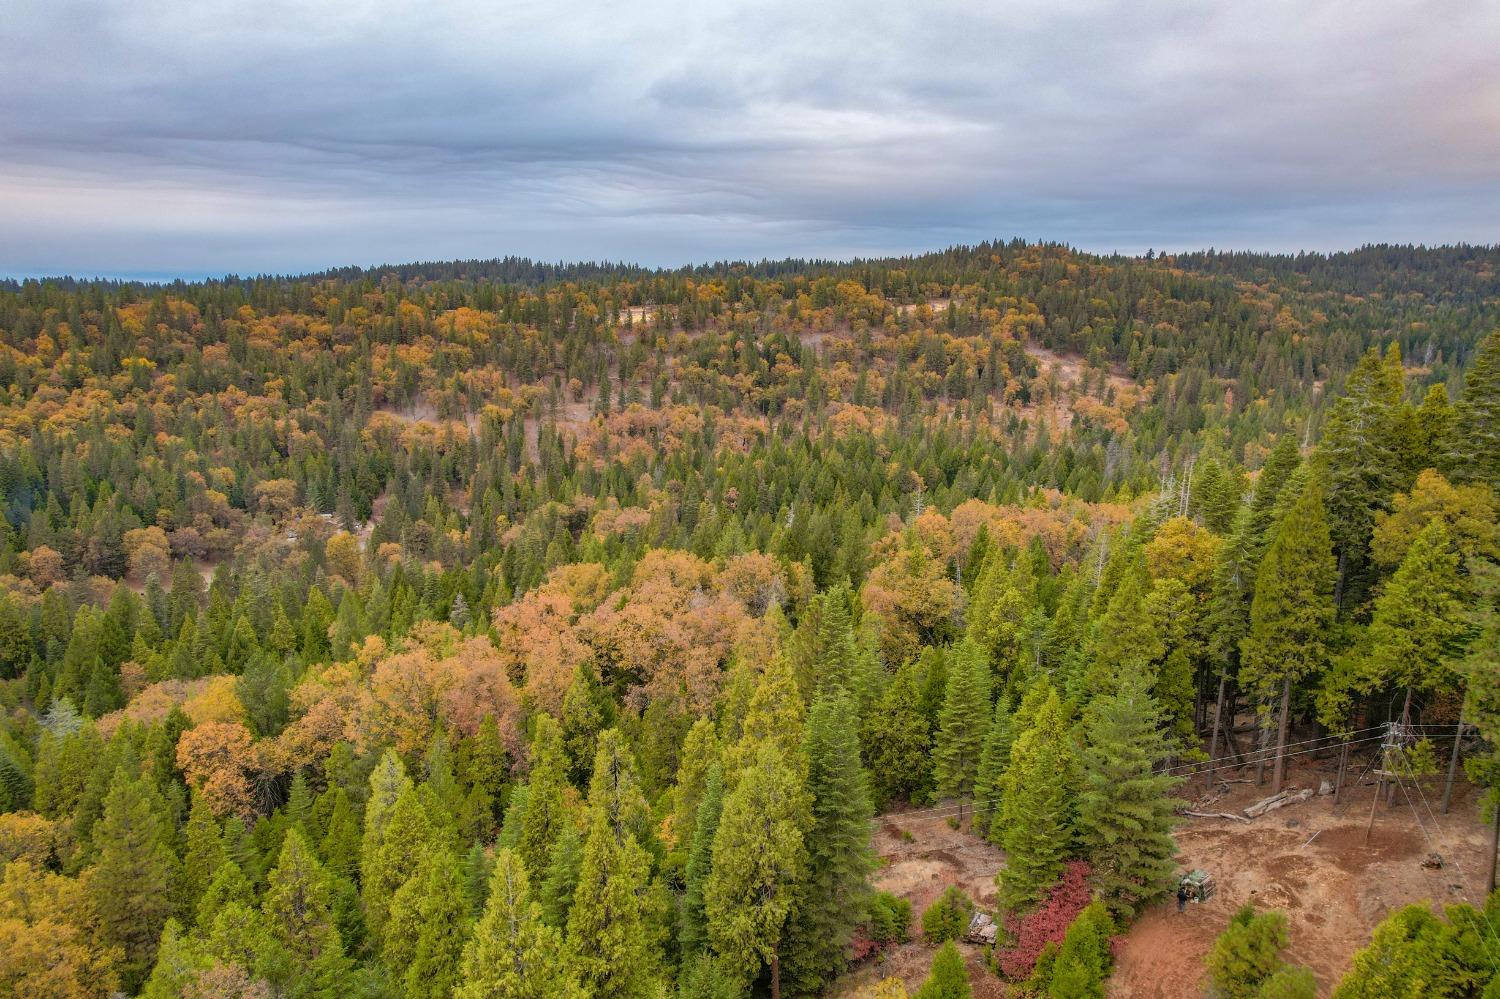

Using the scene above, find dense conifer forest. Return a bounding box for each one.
[0,241,1498,997]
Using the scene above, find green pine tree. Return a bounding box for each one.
[1332,903,1479,999]
[561,661,612,786]
[564,729,663,998]
[783,689,877,994]
[706,740,809,998]
[972,695,1014,842]
[141,918,212,999]
[195,858,254,929]
[181,790,226,914]
[1076,669,1182,918]
[932,638,990,807]
[1455,328,1500,490]
[914,940,971,999]
[204,897,287,985]
[361,783,436,950]
[262,828,350,998]
[1087,552,1162,695]
[1205,905,1296,999]
[1239,478,1336,794]
[998,686,1077,912]
[319,786,361,881]
[539,818,585,928]
[724,654,807,781]
[1361,520,1466,706]
[1319,345,1406,609]
[1047,901,1115,999]
[383,848,471,999]
[93,766,181,992]
[669,717,721,869]
[455,848,585,999]
[679,763,724,957]
[861,660,931,808]
[1413,383,1457,477]
[360,747,411,882]
[566,810,661,998]
[518,715,569,878]
[586,728,653,849]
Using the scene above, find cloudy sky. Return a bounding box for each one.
[3,0,1499,279]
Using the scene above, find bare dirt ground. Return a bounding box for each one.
[835,807,1008,998]
[835,752,1493,999]
[1111,754,1494,999]
[896,299,952,318]
[1014,343,1136,437]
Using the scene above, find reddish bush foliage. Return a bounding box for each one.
[994,860,1094,980]
[848,929,881,963]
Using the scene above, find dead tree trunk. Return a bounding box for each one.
[1271,678,1293,795]
[1206,674,1227,795]
[1489,800,1499,895]
[1442,702,1465,814]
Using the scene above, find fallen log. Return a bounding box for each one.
[1244,788,1313,818]
[1244,791,1289,817]
[1184,810,1251,823]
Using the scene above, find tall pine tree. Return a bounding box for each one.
[1455,328,1500,490]
[706,741,808,999]
[783,689,876,994]
[932,638,990,810]
[92,767,181,992]
[456,848,585,999]
[565,731,662,998]
[998,686,1077,912]
[680,763,725,958]
[1077,668,1182,918]
[1319,345,1405,610]
[1240,478,1337,794]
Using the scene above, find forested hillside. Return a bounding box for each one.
[0,241,1498,997]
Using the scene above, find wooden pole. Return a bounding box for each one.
[1388,688,1413,807]
[1333,741,1349,806]
[1365,773,1383,844]
[1367,723,1390,844]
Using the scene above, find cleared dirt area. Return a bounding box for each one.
[1014,343,1136,437]
[837,751,1494,999]
[836,807,1007,997]
[1112,754,1494,998]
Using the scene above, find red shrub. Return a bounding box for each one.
[848,929,881,963]
[994,861,1094,980]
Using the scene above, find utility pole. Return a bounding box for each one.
[1366,722,1405,845]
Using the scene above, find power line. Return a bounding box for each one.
[889,725,1464,825]
[1382,739,1500,965]
[1161,724,1460,779]
[891,731,1397,824]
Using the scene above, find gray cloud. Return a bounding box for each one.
[2,0,1498,278]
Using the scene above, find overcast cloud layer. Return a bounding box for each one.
[3,0,1499,279]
